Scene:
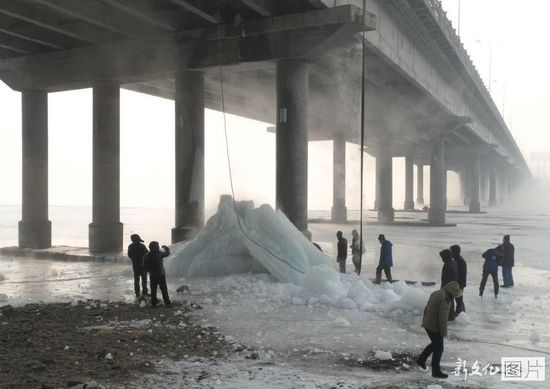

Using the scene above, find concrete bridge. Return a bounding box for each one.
[0,0,529,253]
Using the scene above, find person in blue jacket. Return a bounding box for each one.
[479,245,502,298]
[375,234,393,284]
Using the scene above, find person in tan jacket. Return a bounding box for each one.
[416,281,462,378]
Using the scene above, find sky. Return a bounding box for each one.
[0,0,549,211]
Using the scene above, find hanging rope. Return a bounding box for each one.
[215,1,305,274]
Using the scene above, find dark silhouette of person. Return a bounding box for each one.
[143,241,171,307]
[439,249,458,321]
[336,231,348,273]
[450,244,467,315]
[417,281,462,379]
[501,235,515,287]
[350,229,364,275]
[127,234,148,298]
[480,245,501,298]
[375,234,393,284]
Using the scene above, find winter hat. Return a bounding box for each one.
[439,249,453,262]
[131,234,144,243]
[149,241,160,252]
[443,281,462,297]
[450,244,461,255]
[378,234,385,241]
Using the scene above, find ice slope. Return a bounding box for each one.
[165,195,332,285]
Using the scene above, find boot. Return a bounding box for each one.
[416,358,427,370]
[432,370,448,379]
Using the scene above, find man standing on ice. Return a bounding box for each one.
[416,280,462,379]
[439,249,458,320]
[336,231,348,273]
[479,245,501,298]
[143,241,171,307]
[450,245,467,315]
[375,234,393,284]
[501,235,515,287]
[350,229,364,275]
[127,234,149,298]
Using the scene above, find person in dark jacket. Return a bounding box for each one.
[450,244,467,315]
[501,235,515,287]
[143,241,171,307]
[417,281,462,379]
[128,234,149,298]
[350,229,364,275]
[440,249,458,321]
[336,231,348,274]
[479,245,501,298]
[375,234,393,284]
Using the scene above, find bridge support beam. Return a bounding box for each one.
[276,58,309,233]
[461,167,471,207]
[89,83,123,253]
[489,165,497,206]
[416,163,424,206]
[331,136,347,223]
[18,90,51,249]
[469,156,481,213]
[172,71,205,243]
[404,157,415,210]
[429,136,446,225]
[377,139,394,224]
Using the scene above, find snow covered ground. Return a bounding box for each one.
[1,188,550,387]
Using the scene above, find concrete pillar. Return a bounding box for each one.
[416,164,424,206]
[374,161,380,210]
[480,163,488,205]
[276,58,309,233]
[377,139,394,224]
[18,90,52,249]
[462,167,471,207]
[489,165,497,206]
[89,83,123,253]
[172,71,205,243]
[499,171,508,203]
[331,136,347,222]
[429,136,446,225]
[469,156,481,213]
[404,157,414,210]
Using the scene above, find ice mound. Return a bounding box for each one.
[166,196,434,313]
[165,195,331,284]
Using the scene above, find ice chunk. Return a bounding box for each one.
[374,350,392,360]
[454,312,472,325]
[488,314,503,323]
[302,265,346,298]
[166,196,332,284]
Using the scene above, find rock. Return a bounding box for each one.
[104,353,113,360]
[41,384,55,389]
[0,304,13,314]
[176,285,190,293]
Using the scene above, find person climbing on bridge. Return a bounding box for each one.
[479,245,501,298]
[336,231,348,274]
[439,248,458,321]
[143,241,171,308]
[350,229,364,275]
[127,233,148,298]
[416,280,462,379]
[375,234,393,284]
[501,235,515,287]
[450,244,467,315]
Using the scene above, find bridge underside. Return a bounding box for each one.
[0,0,527,251]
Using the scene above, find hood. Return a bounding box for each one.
[450,244,461,257]
[443,281,462,297]
[439,249,453,263]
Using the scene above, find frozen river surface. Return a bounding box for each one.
[1,200,550,388]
